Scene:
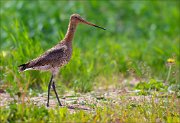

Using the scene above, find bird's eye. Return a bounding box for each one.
[75,17,77,18]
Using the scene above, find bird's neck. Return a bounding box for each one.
[64,21,78,42]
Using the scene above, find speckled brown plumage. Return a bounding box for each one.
[18,14,105,107]
[19,41,71,72]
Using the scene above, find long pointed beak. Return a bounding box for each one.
[80,19,106,30]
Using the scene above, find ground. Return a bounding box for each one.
[1,80,179,122]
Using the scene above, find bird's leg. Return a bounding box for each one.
[52,81,62,106]
[47,74,53,107]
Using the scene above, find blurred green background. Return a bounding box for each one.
[0,0,179,94]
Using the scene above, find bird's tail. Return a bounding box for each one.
[18,64,28,72]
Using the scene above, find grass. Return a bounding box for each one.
[0,0,180,122]
[1,93,179,123]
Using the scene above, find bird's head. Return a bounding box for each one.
[70,14,106,30]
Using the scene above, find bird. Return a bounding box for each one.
[18,14,106,107]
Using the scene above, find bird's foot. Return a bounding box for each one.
[58,102,62,107]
